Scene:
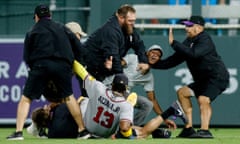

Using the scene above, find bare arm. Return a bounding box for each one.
[146,91,163,114]
[147,91,177,129]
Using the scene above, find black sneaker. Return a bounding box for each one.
[194,129,213,138]
[77,129,91,139]
[171,100,188,124]
[152,128,171,138]
[177,127,197,138]
[38,128,48,138]
[6,131,24,140]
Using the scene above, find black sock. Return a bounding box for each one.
[161,107,175,120]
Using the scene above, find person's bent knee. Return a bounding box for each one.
[198,96,211,105]
[177,86,192,98]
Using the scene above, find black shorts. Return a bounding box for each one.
[188,79,228,102]
[23,59,73,100]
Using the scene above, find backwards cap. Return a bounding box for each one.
[34,4,51,19]
[65,22,87,37]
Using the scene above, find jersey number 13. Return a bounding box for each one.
[93,106,114,128]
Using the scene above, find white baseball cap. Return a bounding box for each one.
[65,22,87,37]
[148,44,163,55]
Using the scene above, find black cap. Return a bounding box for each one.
[34,4,51,19]
[182,16,205,26]
[112,74,128,86]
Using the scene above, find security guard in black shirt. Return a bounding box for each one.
[7,4,90,140]
[83,4,149,81]
[150,16,229,138]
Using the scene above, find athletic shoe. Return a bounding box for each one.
[194,129,213,138]
[171,100,188,124]
[177,127,197,138]
[89,134,102,139]
[27,123,48,138]
[152,128,171,138]
[6,131,24,140]
[26,123,38,136]
[38,128,48,138]
[77,129,91,139]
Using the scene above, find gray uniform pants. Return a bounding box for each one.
[134,95,153,126]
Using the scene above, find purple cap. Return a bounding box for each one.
[182,21,195,26]
[182,16,205,26]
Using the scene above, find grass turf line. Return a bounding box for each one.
[0,128,240,144]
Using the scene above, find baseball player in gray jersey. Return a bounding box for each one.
[73,60,135,138]
[74,60,187,139]
[82,74,133,137]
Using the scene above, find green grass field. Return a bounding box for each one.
[1,128,240,144]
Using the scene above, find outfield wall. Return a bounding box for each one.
[0,36,239,126]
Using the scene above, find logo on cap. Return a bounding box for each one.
[113,74,128,86]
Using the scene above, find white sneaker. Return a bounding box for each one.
[26,122,38,136]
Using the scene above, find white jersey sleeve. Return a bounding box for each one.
[83,75,105,99]
[119,102,134,122]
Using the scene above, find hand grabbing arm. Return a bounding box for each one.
[104,56,113,70]
[137,63,150,75]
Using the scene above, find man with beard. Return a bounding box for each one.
[79,4,151,127]
[82,4,149,82]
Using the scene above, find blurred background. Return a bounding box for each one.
[0,0,239,127]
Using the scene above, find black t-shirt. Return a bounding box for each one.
[48,104,78,138]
